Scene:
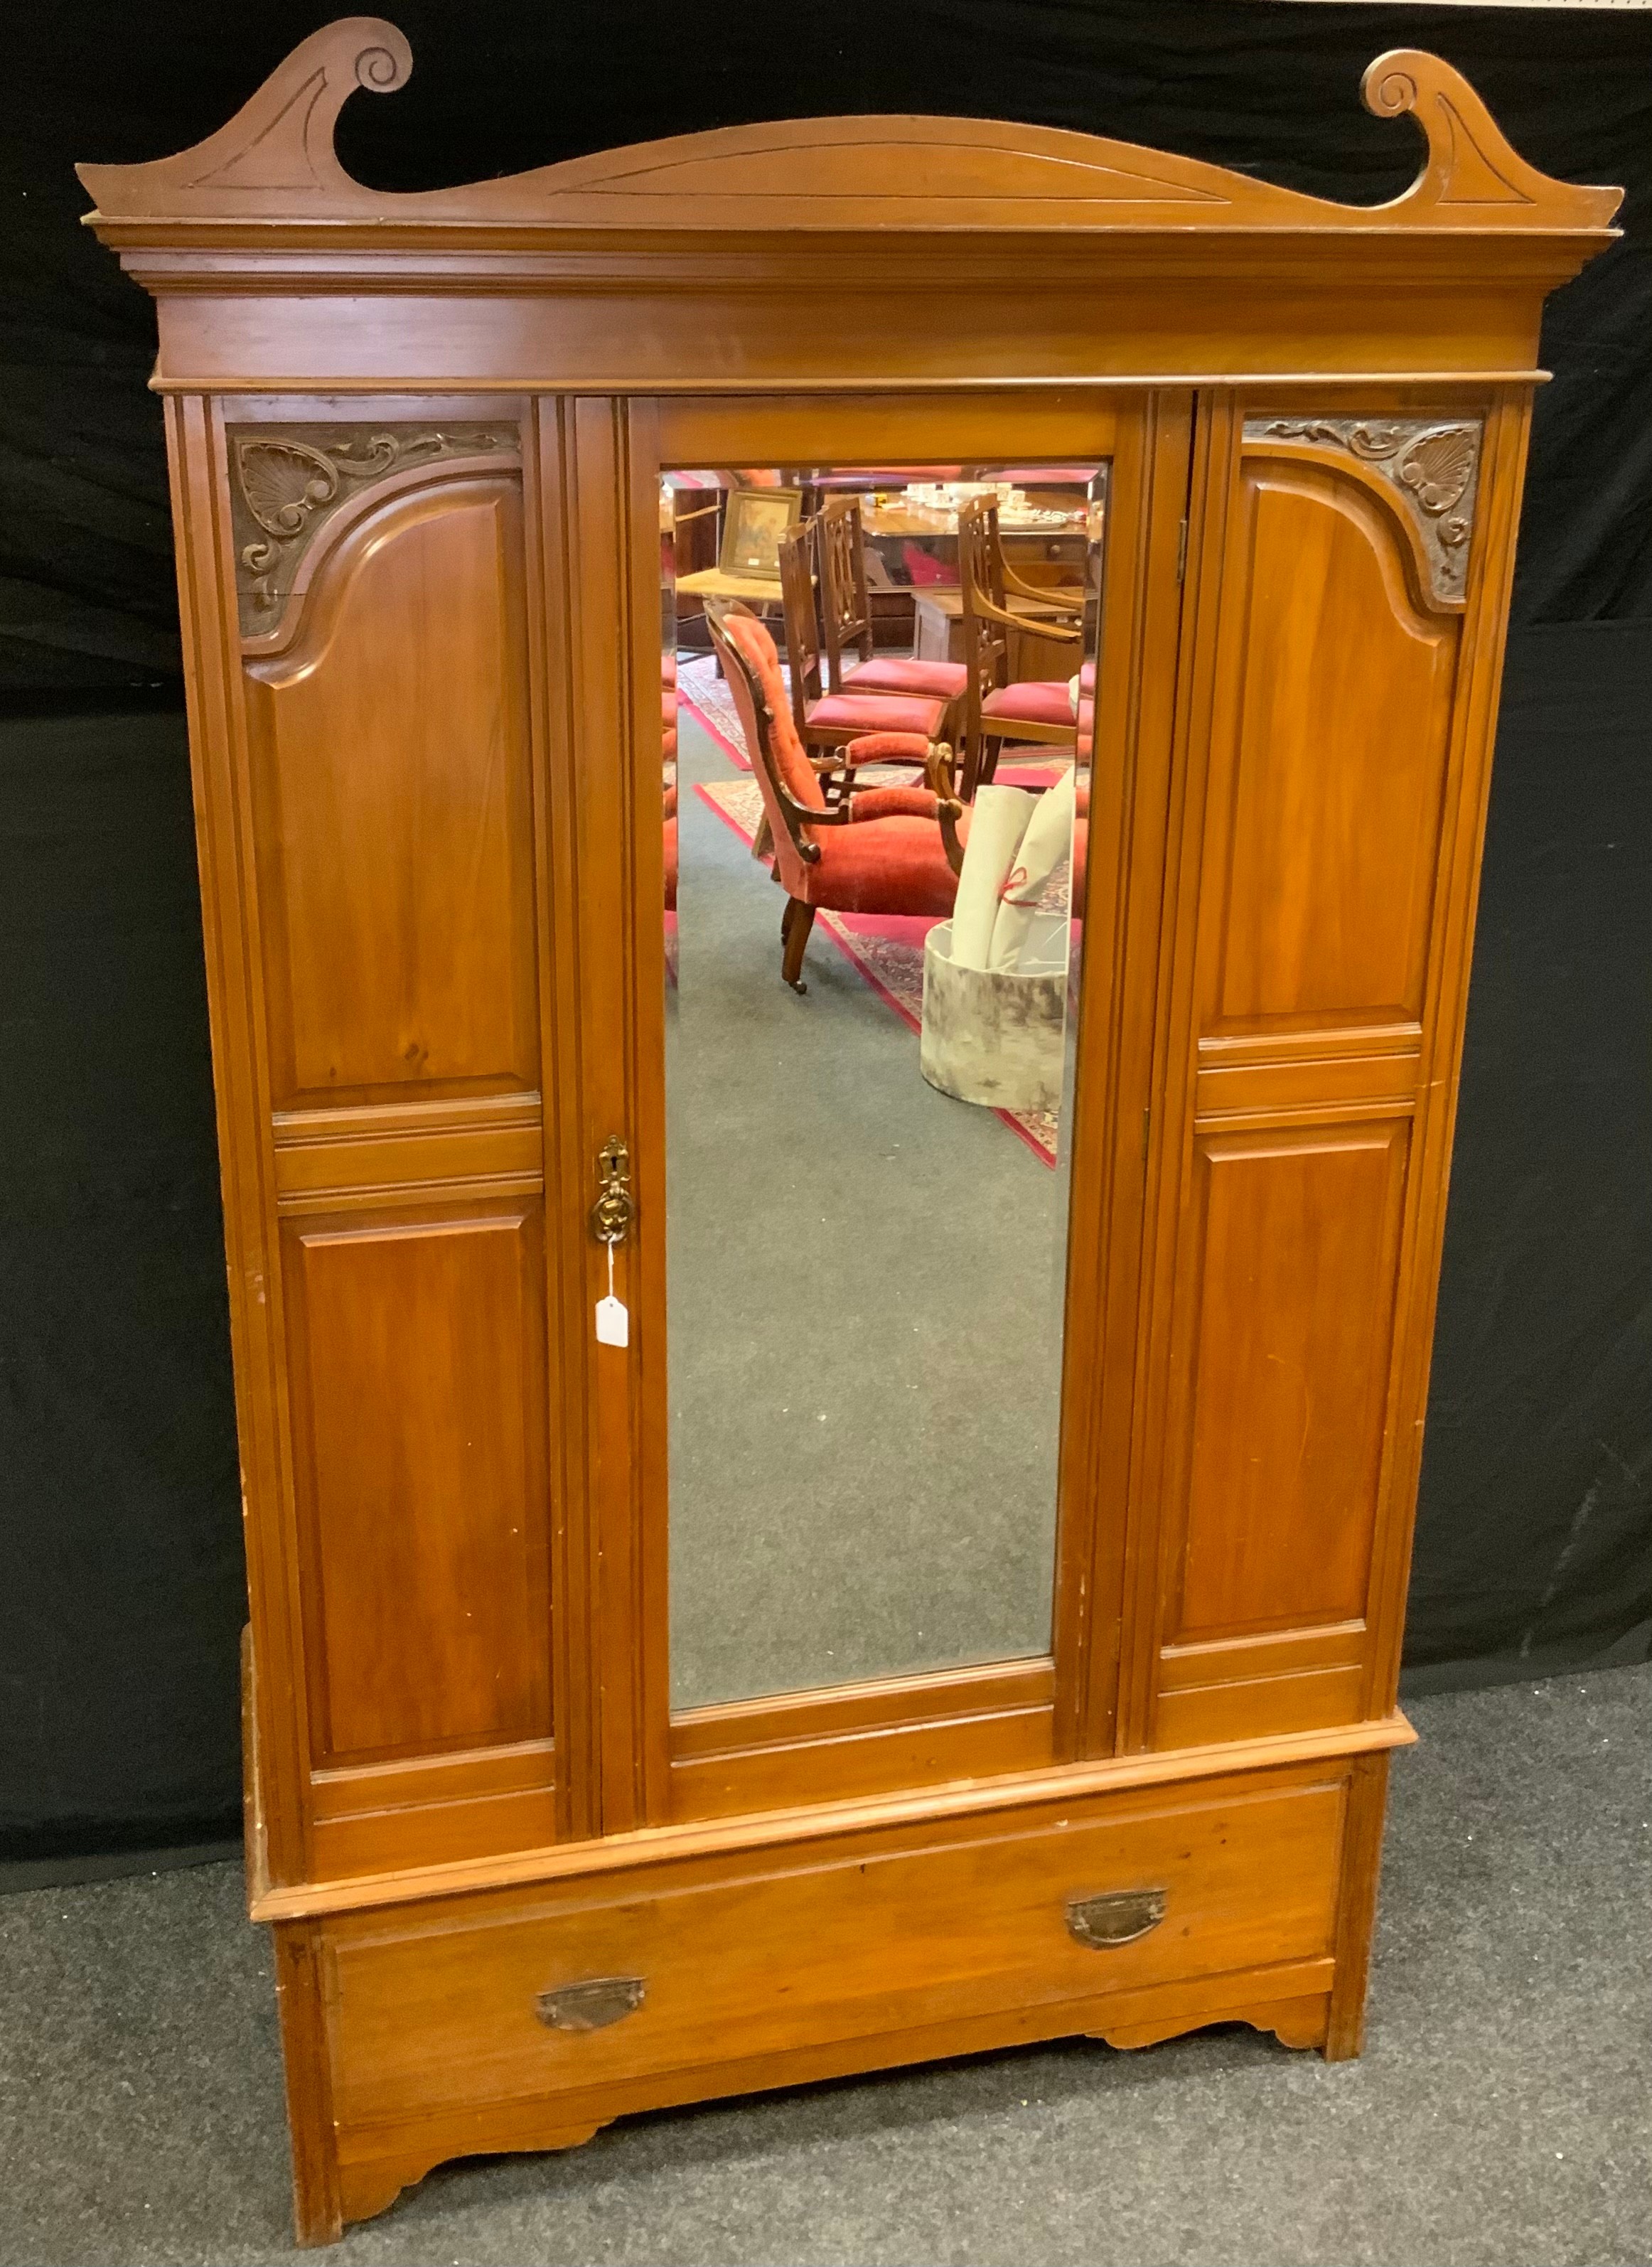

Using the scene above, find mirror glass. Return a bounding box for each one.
[662,461,1109,1710]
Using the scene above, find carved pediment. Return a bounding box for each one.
[489,118,1238,223]
[77,18,1621,241]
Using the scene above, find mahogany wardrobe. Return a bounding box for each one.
[80,26,1619,2245]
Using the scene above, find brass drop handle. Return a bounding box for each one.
[1066,1887,1168,1949]
[536,1976,645,2033]
[589,1136,634,1245]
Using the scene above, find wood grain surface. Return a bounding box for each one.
[88,26,1620,2239]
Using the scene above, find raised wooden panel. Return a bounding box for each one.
[1132,407,1485,1756]
[246,474,538,1106]
[282,1204,552,1769]
[1193,1047,1420,1122]
[1206,457,1458,1032]
[1159,1620,1366,1700]
[269,1092,544,1208]
[668,1661,1056,1822]
[1155,1665,1365,1750]
[1168,1124,1410,1646]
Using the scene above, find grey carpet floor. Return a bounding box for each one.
[667,711,1070,1710]
[3,1666,1648,2267]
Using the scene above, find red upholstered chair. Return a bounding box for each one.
[663,655,680,909]
[707,601,968,992]
[958,495,1083,796]
[778,525,949,776]
[816,497,967,714]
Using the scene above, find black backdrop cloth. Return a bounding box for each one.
[1,2,1648,1860]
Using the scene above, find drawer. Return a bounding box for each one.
[323,1762,1347,2132]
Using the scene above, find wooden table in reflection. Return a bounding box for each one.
[911,586,1088,682]
[858,498,1088,540]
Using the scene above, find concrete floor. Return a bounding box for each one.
[3,1666,1647,2267]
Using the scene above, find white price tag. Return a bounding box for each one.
[594,1241,628,1346]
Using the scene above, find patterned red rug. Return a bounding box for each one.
[692,775,1061,1168]
[676,653,753,768]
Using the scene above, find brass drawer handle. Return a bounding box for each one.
[1066,1888,1167,1949]
[536,1976,645,2032]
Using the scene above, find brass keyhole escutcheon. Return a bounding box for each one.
[590,1136,634,1245]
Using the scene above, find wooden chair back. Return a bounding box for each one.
[957,495,1085,795]
[777,522,827,744]
[957,497,1012,791]
[817,497,876,691]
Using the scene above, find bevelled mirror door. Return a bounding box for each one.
[661,456,1111,1714]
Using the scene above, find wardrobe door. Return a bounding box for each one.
[1130,402,1510,1752]
[228,414,568,1880]
[608,392,1191,1823]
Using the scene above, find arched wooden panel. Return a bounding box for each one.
[1203,458,1459,1034]
[246,475,538,1107]
[1144,417,1473,1752]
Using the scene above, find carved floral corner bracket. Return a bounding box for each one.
[1243,415,1483,605]
[227,424,521,637]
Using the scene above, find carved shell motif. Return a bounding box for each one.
[229,424,519,633]
[1247,415,1482,605]
[237,441,343,564]
[1395,425,1476,514]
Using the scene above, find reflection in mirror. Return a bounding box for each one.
[663,463,1108,1711]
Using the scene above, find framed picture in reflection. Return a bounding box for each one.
[719,486,802,581]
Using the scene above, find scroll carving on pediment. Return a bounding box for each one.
[227,422,520,637]
[79,26,1622,239]
[1244,415,1482,606]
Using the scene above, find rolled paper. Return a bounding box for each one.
[987,767,1078,972]
[948,784,1035,970]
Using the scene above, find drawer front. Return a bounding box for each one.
[325,1765,1346,2130]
